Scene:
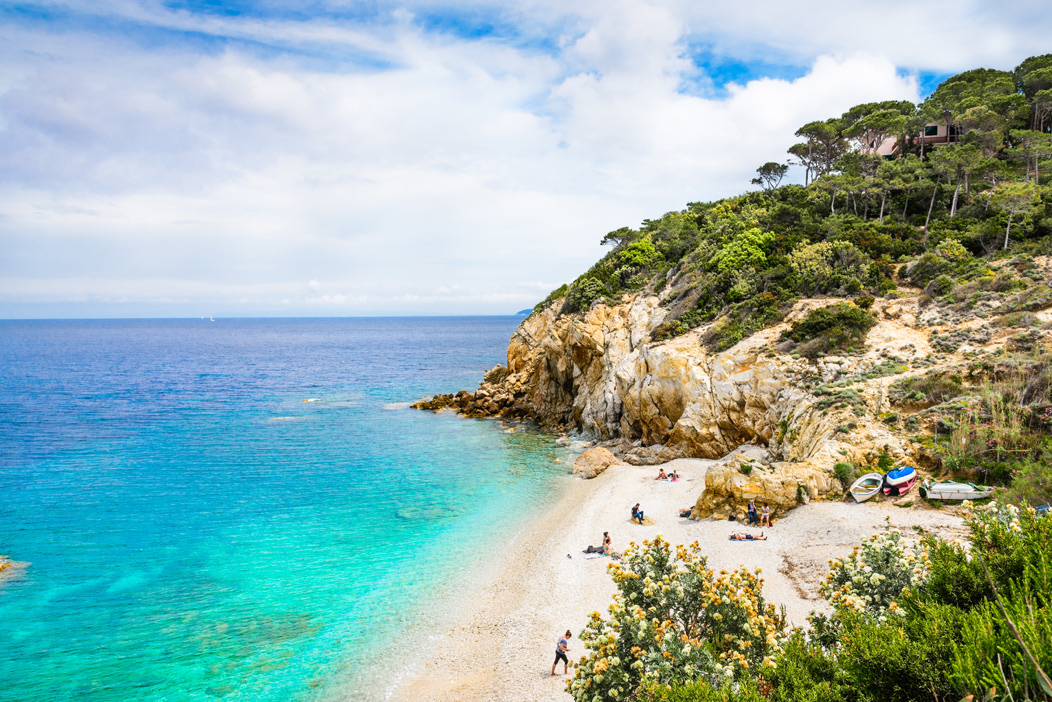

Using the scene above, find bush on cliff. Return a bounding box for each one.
[564,277,607,313]
[780,303,876,358]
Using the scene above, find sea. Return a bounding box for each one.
[0,317,578,701]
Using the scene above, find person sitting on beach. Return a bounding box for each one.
[631,503,645,524]
[602,531,612,555]
[671,470,679,481]
[552,630,572,676]
[730,532,767,541]
[655,468,668,480]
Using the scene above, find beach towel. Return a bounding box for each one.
[583,553,604,560]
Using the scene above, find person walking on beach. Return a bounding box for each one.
[760,503,771,527]
[747,500,757,526]
[552,630,572,675]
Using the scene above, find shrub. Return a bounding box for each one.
[997,448,1052,507]
[926,274,956,296]
[834,462,856,485]
[908,238,985,288]
[939,503,1052,701]
[820,520,931,621]
[854,294,875,310]
[888,372,963,406]
[619,237,662,270]
[564,277,606,313]
[940,370,1052,481]
[640,679,768,702]
[568,536,786,701]
[781,303,876,358]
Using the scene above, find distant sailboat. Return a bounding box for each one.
[210,316,215,322]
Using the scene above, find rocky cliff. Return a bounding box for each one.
[413,290,978,519]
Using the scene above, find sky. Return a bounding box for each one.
[0,1,1050,318]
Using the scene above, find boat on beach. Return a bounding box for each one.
[920,480,995,501]
[849,472,884,503]
[883,466,917,496]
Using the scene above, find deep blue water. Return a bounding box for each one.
[0,318,573,701]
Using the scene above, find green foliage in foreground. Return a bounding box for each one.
[568,537,787,700]
[607,505,1052,702]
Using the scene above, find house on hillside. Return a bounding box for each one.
[874,123,960,158]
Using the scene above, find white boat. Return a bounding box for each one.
[849,472,884,503]
[920,480,995,501]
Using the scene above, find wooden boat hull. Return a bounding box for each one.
[849,472,884,503]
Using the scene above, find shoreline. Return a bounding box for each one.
[390,458,970,701]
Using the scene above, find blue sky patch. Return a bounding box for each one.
[682,46,810,96]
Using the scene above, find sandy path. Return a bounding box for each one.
[388,459,967,701]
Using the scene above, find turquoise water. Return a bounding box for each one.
[0,318,574,701]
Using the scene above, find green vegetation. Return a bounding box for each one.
[569,537,786,700]
[551,59,1052,701]
[575,506,1052,702]
[833,462,856,486]
[780,303,876,358]
[534,53,1052,359]
[940,360,1052,485]
[888,371,964,406]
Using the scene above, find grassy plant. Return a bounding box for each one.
[889,371,964,406]
[939,362,1052,484]
[834,462,857,486]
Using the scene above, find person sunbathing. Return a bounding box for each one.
[729,532,767,541]
[655,468,668,480]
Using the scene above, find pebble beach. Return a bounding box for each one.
[390,457,969,701]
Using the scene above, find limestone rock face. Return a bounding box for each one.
[573,447,619,479]
[691,446,842,521]
[415,294,936,517]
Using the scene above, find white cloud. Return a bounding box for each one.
[0,1,1044,316]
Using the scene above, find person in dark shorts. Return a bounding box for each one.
[552,630,572,675]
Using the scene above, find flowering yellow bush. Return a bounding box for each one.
[820,518,930,620]
[568,535,786,701]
